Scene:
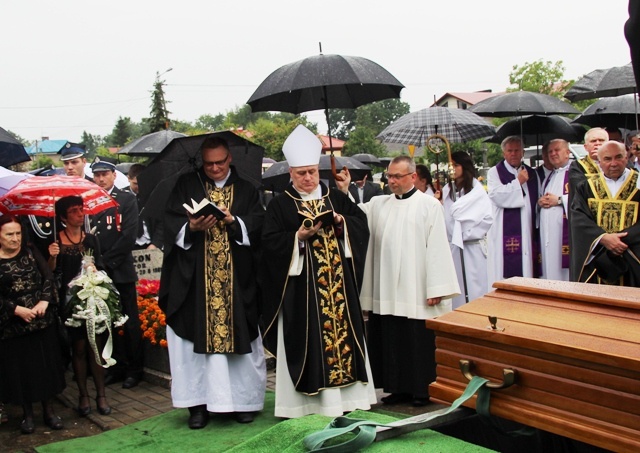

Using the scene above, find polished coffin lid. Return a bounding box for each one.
[426,277,640,453]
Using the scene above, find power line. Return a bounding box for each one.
[0,97,148,110]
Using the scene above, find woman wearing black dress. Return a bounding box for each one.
[48,196,112,417]
[0,215,65,434]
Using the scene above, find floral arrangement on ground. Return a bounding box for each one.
[137,279,167,348]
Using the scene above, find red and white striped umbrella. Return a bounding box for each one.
[0,175,118,217]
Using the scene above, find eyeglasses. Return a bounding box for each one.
[387,172,414,180]
[203,154,230,167]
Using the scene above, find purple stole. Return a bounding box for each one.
[543,169,570,268]
[496,160,541,278]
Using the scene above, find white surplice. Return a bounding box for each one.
[540,164,570,281]
[442,179,493,309]
[487,163,538,287]
[359,191,460,320]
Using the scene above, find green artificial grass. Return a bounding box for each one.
[37,392,493,452]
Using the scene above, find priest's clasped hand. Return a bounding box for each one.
[426,297,442,306]
[298,221,322,241]
[188,213,217,232]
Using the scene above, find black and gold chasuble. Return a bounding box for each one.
[571,170,640,286]
[261,183,370,395]
[204,183,235,353]
[159,167,264,355]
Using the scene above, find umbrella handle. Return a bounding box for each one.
[330,155,347,181]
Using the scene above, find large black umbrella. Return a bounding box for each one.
[117,130,187,156]
[0,126,30,167]
[262,155,370,193]
[564,63,637,102]
[350,153,382,166]
[376,106,496,145]
[486,115,585,146]
[137,131,264,205]
[247,47,403,169]
[572,94,640,130]
[469,91,580,117]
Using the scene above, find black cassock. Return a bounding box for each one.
[570,173,640,286]
[159,167,264,354]
[261,182,370,395]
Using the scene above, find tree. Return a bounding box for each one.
[195,113,226,131]
[80,131,104,159]
[6,129,29,146]
[104,116,133,148]
[508,60,572,96]
[328,99,410,140]
[249,117,317,161]
[147,71,171,132]
[342,127,387,156]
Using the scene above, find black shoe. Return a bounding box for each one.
[122,376,140,389]
[188,406,208,429]
[96,396,112,415]
[43,414,64,430]
[104,371,125,386]
[412,397,429,407]
[20,417,35,434]
[234,412,254,424]
[380,393,412,405]
[77,396,91,417]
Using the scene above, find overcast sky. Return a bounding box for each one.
[1,0,633,143]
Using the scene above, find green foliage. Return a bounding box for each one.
[104,117,133,148]
[6,129,29,146]
[30,155,54,170]
[342,127,387,157]
[508,60,571,96]
[248,116,317,161]
[80,131,104,159]
[195,113,226,131]
[329,99,410,140]
[147,72,171,133]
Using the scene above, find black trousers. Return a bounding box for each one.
[112,281,143,377]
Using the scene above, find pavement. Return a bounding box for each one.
[55,363,446,432]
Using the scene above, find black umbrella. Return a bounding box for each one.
[572,94,640,130]
[486,115,585,146]
[247,45,403,172]
[469,91,580,117]
[137,131,264,205]
[262,155,371,193]
[376,106,496,145]
[564,63,637,102]
[0,126,30,167]
[117,130,187,156]
[350,153,382,166]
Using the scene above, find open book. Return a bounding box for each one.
[298,210,334,228]
[183,198,226,220]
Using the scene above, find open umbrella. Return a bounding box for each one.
[262,155,371,193]
[117,130,187,156]
[469,91,580,117]
[247,46,403,179]
[350,153,382,166]
[0,126,30,168]
[564,63,637,102]
[0,175,117,217]
[486,115,585,146]
[137,131,264,205]
[376,106,496,145]
[572,94,640,130]
[0,166,32,196]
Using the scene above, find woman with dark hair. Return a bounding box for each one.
[442,152,493,309]
[0,215,66,434]
[414,164,439,198]
[48,196,111,417]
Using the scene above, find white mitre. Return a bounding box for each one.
[282,125,322,167]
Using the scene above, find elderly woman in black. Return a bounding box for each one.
[0,215,65,434]
[48,196,111,417]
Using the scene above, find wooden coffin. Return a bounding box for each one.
[426,277,640,453]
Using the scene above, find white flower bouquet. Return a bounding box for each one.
[64,253,128,367]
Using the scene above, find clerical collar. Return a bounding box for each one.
[395,186,417,200]
[294,184,322,200]
[603,168,629,183]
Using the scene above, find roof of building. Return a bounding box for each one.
[318,134,345,152]
[25,139,69,155]
[432,91,503,107]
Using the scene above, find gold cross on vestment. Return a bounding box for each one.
[505,237,520,253]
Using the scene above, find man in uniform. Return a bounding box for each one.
[90,157,143,389]
[487,136,541,286]
[538,139,572,281]
[159,136,266,428]
[261,125,375,418]
[570,141,640,286]
[337,155,459,406]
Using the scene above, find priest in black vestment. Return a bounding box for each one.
[260,125,375,418]
[159,136,266,428]
[570,141,640,286]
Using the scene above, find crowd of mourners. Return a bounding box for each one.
[1,124,637,435]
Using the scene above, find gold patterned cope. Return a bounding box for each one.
[587,172,639,233]
[578,156,600,178]
[292,193,357,387]
[204,183,234,353]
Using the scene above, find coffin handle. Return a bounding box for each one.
[459,359,516,389]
